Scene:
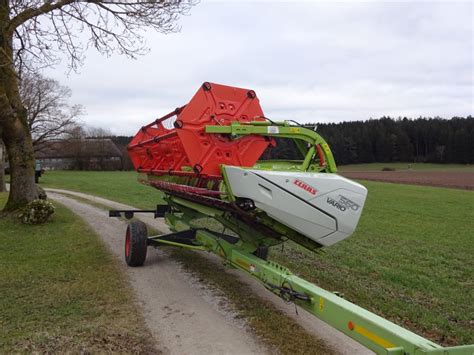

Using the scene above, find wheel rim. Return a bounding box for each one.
[125,228,131,257]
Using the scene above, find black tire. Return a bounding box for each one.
[125,220,148,267]
[253,246,269,261]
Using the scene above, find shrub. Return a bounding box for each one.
[18,199,55,225]
[382,167,396,171]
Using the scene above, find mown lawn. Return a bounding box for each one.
[338,162,474,172]
[0,193,156,353]
[41,170,164,209]
[40,170,474,346]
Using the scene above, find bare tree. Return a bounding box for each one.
[20,72,83,153]
[85,126,113,170]
[64,124,87,170]
[87,126,112,138]
[0,0,196,210]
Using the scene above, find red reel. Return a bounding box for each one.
[128,82,271,176]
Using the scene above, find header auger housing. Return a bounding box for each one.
[128,82,271,176]
[112,83,473,355]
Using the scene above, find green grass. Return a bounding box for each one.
[272,181,474,346]
[0,193,156,353]
[41,170,164,209]
[41,170,474,346]
[338,162,474,172]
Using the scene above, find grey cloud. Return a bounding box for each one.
[45,1,473,135]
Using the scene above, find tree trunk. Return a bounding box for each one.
[0,26,38,210]
[2,116,37,209]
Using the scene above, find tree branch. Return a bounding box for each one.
[6,0,76,36]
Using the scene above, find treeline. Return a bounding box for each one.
[313,116,473,165]
[111,116,473,169]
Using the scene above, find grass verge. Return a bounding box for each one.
[0,192,157,353]
[167,247,333,354]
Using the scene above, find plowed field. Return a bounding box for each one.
[341,171,474,190]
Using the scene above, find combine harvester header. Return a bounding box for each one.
[112,82,473,355]
[129,82,270,176]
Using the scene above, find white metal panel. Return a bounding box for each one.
[224,167,368,247]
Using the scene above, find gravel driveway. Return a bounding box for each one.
[48,191,267,355]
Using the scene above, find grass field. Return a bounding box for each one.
[338,162,474,172]
[273,181,474,346]
[40,170,474,346]
[41,170,164,209]
[0,193,156,353]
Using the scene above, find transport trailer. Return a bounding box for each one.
[110,83,474,355]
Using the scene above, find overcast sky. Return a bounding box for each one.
[45,1,473,136]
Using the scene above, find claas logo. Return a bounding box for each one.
[293,179,317,195]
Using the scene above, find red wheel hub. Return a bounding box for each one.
[125,228,131,257]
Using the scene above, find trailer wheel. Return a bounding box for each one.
[125,220,148,267]
[253,246,269,261]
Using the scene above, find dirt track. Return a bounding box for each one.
[46,188,372,355]
[341,171,474,190]
[47,191,267,355]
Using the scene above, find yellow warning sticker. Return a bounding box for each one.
[354,325,395,349]
[235,258,250,270]
[319,297,324,311]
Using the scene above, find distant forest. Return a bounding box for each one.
[113,116,473,168]
[314,116,473,165]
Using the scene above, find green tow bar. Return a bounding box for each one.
[144,194,474,355]
[195,230,472,355]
